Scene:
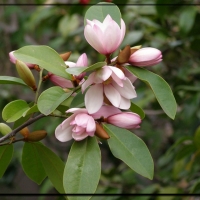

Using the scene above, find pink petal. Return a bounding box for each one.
[75,113,90,127]
[104,84,121,107]
[86,116,96,136]
[72,125,85,135]
[91,105,122,119]
[76,53,88,67]
[108,66,125,80]
[112,78,137,99]
[118,19,126,46]
[65,61,76,68]
[123,68,137,83]
[81,72,95,93]
[66,108,87,114]
[49,74,74,88]
[72,132,89,141]
[118,96,131,109]
[94,66,112,83]
[85,84,104,114]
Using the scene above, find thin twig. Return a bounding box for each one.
[0,114,45,143]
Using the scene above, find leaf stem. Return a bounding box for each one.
[34,68,44,104]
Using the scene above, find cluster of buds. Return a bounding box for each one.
[9,14,162,142]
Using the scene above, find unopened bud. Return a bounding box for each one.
[20,127,30,138]
[130,45,142,55]
[0,123,12,136]
[116,45,131,64]
[95,122,110,140]
[60,52,71,61]
[16,60,37,91]
[25,130,47,142]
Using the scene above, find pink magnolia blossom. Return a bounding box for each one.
[55,108,96,142]
[84,15,126,55]
[129,47,162,67]
[9,51,35,68]
[82,66,137,114]
[107,112,141,129]
[49,53,88,88]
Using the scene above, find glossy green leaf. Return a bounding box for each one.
[34,142,65,193]
[127,66,177,119]
[70,90,85,108]
[65,62,106,76]
[0,145,13,178]
[22,104,39,117]
[22,142,47,185]
[2,100,30,123]
[64,137,101,199]
[13,45,71,80]
[84,2,121,27]
[38,86,73,115]
[130,102,145,119]
[104,124,154,180]
[194,126,200,149]
[0,123,12,136]
[0,76,27,86]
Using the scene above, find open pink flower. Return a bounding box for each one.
[55,108,96,142]
[9,51,35,68]
[129,47,162,67]
[84,15,126,55]
[82,66,137,114]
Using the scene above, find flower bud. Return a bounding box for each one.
[95,122,110,139]
[107,112,141,129]
[25,130,47,142]
[60,51,71,61]
[129,47,162,67]
[20,127,30,138]
[116,45,131,64]
[16,60,37,91]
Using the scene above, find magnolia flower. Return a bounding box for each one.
[82,66,137,114]
[84,15,125,55]
[49,53,88,88]
[9,51,35,68]
[55,108,96,142]
[129,47,162,67]
[55,105,141,142]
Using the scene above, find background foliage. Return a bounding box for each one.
[0,0,200,198]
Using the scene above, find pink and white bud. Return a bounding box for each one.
[55,108,96,142]
[129,47,162,67]
[65,53,88,80]
[84,15,126,55]
[107,112,141,129]
[9,51,35,68]
[48,72,74,88]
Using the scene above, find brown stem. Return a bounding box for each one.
[105,54,111,65]
[0,114,45,143]
[0,138,25,147]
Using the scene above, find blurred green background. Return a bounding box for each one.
[0,0,200,199]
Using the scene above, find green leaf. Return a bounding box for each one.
[22,104,39,117]
[22,142,47,185]
[33,142,65,193]
[84,2,121,27]
[0,76,27,86]
[0,145,13,178]
[130,102,145,119]
[70,90,85,108]
[104,124,154,180]
[13,45,71,80]
[2,100,30,123]
[64,137,101,199]
[179,7,197,35]
[194,126,200,149]
[65,62,106,76]
[38,86,73,115]
[127,66,177,119]
[0,123,12,136]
